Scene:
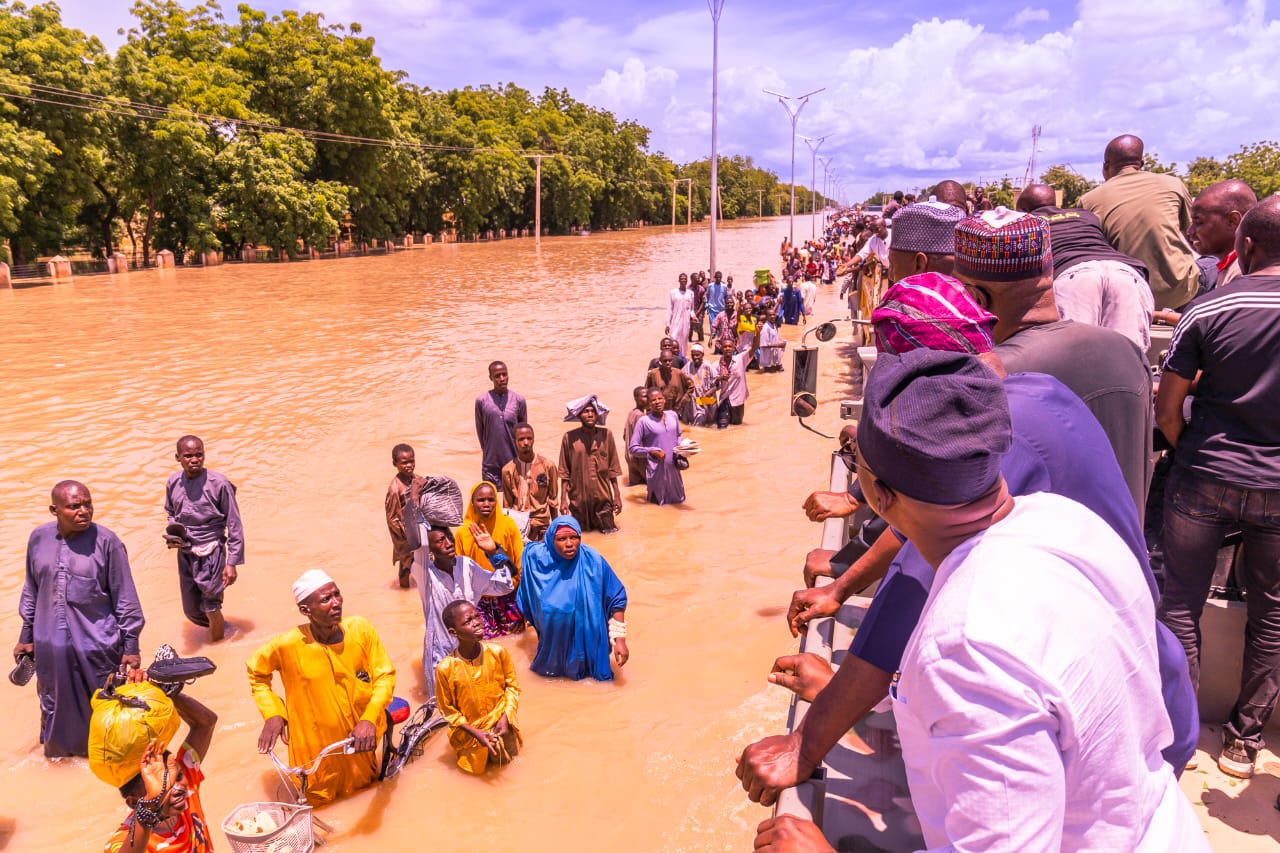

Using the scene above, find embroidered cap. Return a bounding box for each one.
[890,201,965,255]
[954,207,1052,282]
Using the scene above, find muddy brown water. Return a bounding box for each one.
[0,219,862,851]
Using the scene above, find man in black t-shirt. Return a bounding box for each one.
[953,208,1153,522]
[1155,196,1280,781]
[1017,184,1153,350]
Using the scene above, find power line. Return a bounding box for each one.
[0,76,552,156]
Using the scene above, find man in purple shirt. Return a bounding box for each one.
[15,481,145,757]
[474,361,527,486]
[165,435,244,642]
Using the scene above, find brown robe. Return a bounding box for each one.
[644,366,693,412]
[557,426,622,532]
[500,453,560,543]
[385,475,416,564]
[622,407,647,487]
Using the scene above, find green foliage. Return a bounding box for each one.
[984,178,1017,209]
[1037,165,1097,207]
[1142,152,1179,174]
[0,0,887,260]
[1224,141,1280,198]
[1184,156,1226,196]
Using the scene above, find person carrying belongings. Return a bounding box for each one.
[97,646,219,852]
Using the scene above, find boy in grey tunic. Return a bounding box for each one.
[165,435,244,641]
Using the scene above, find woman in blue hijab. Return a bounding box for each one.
[516,515,629,680]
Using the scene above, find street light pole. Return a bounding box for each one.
[801,134,826,240]
[819,155,832,221]
[708,0,726,276]
[763,86,823,246]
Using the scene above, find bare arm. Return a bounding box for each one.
[1155,371,1194,449]
[787,531,904,637]
[172,692,217,761]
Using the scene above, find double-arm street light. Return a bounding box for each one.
[819,156,833,220]
[708,0,726,276]
[801,134,827,240]
[763,87,824,246]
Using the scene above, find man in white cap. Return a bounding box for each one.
[246,570,395,805]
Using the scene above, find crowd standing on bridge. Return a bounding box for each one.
[741,134,1278,851]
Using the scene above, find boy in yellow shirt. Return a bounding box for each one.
[434,600,521,773]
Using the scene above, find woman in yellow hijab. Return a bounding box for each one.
[455,482,526,636]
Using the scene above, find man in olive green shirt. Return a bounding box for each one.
[1081,134,1202,310]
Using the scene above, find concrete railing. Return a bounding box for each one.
[773,451,925,850]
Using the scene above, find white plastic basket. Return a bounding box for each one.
[222,801,315,853]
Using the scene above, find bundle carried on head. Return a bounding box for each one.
[418,476,464,526]
[88,680,181,789]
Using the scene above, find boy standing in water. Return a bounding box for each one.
[385,444,425,588]
[164,436,243,642]
[622,387,649,487]
[435,600,521,774]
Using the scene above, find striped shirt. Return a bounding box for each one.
[1163,273,1280,488]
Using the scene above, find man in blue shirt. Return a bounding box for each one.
[705,271,728,330]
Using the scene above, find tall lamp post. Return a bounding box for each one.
[819,156,833,221]
[708,0,726,276]
[801,134,827,241]
[763,86,823,246]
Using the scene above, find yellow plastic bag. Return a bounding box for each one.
[88,681,180,788]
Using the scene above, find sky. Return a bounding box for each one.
[52,0,1280,200]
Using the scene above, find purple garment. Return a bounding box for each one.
[475,390,528,484]
[849,373,1197,773]
[18,522,145,757]
[165,469,244,565]
[629,411,685,505]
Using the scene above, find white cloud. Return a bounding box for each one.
[586,59,678,116]
[1010,7,1051,28]
[48,0,1280,200]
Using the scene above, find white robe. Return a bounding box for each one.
[667,287,695,358]
[412,552,514,693]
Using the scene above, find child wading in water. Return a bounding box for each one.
[385,443,424,588]
[434,600,521,774]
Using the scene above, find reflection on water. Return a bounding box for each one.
[0,219,857,851]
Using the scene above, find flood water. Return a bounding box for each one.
[0,218,862,851]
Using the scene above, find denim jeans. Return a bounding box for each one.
[1157,465,1280,748]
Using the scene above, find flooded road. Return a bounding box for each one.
[0,218,860,851]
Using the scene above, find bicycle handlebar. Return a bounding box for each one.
[269,737,356,779]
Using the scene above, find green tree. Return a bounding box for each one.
[113,0,253,263]
[1037,164,1097,207]
[984,178,1017,209]
[0,0,110,262]
[215,132,347,256]
[1225,141,1280,197]
[1184,156,1226,196]
[1142,152,1178,174]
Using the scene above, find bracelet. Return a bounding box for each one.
[608,618,627,640]
[134,800,164,829]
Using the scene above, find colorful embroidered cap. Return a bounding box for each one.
[954,207,1052,282]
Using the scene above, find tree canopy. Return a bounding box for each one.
[0,0,792,263]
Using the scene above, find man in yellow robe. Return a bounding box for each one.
[247,570,395,805]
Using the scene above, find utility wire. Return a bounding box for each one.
[0,76,554,156]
